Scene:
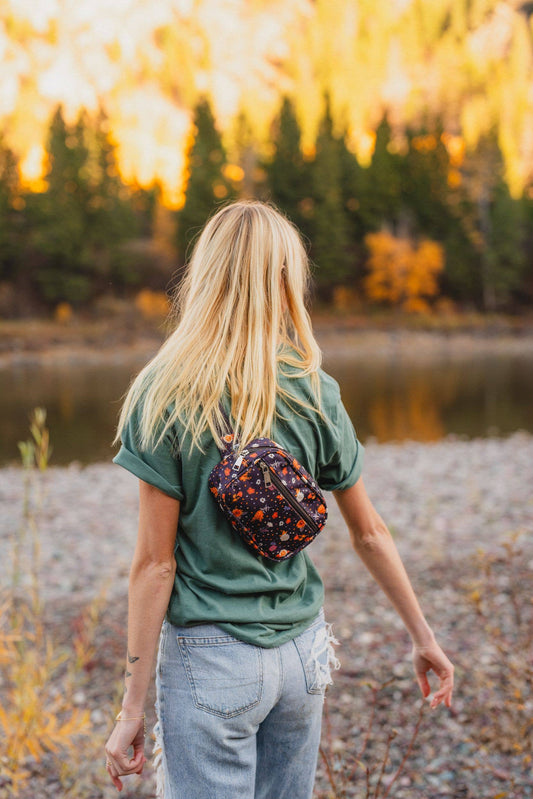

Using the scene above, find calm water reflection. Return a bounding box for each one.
[1,351,532,465]
[326,353,533,443]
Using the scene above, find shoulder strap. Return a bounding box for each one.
[215,404,236,454]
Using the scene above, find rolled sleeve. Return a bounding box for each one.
[113,405,184,501]
[113,446,184,501]
[316,376,364,491]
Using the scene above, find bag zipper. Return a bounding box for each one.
[258,460,320,533]
[231,449,249,471]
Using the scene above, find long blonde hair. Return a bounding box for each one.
[116,200,322,453]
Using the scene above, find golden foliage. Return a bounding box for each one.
[447,168,462,189]
[223,163,244,183]
[0,602,92,792]
[411,134,437,153]
[332,286,361,312]
[53,302,74,324]
[3,0,533,200]
[212,181,229,199]
[363,232,444,312]
[70,590,108,674]
[0,600,20,664]
[441,133,465,168]
[134,289,170,319]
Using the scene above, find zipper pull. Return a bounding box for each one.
[232,454,244,471]
[259,460,272,487]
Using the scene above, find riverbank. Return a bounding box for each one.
[1,434,532,797]
[2,312,533,368]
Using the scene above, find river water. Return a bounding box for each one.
[1,343,532,466]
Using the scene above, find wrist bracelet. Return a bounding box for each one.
[115,712,146,721]
[115,710,146,735]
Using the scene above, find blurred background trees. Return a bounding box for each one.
[0,108,158,313]
[1,0,533,317]
[1,93,533,316]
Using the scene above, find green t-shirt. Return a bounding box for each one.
[113,366,364,647]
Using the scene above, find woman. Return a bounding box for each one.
[104,200,453,798]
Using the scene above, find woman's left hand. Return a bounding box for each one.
[105,717,146,792]
[412,639,454,709]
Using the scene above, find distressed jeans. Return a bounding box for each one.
[153,610,337,799]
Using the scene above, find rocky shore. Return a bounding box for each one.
[1,433,532,797]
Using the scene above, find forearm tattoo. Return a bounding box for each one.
[124,650,140,691]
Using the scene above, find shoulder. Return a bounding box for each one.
[277,359,342,419]
[317,367,341,399]
[120,371,179,455]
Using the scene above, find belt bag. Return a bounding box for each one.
[208,412,328,561]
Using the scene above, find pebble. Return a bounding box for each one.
[90,709,105,725]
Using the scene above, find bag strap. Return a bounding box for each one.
[215,404,236,454]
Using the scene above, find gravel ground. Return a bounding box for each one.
[1,433,532,798]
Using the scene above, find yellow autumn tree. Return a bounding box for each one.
[363,231,444,312]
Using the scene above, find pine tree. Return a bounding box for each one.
[456,131,526,309]
[360,115,403,233]
[438,205,481,305]
[176,98,235,261]
[337,129,367,284]
[85,110,134,239]
[28,106,91,304]
[265,97,312,236]
[486,176,526,307]
[26,106,144,305]
[399,120,482,305]
[520,192,533,305]
[82,109,142,288]
[0,139,22,284]
[309,96,351,289]
[401,122,453,241]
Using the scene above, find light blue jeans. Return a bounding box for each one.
[153,610,337,799]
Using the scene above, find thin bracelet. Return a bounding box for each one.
[115,711,146,721]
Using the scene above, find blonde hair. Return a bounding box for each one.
[116,200,322,453]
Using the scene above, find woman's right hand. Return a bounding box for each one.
[412,639,454,709]
[105,717,146,792]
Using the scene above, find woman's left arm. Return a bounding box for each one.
[105,480,180,791]
[334,478,454,709]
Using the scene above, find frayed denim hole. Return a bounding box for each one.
[308,623,341,693]
[294,621,341,694]
[153,623,169,799]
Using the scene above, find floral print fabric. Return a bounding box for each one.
[208,436,328,561]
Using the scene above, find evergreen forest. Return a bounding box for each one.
[1,96,532,317]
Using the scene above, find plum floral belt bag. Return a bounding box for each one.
[208,411,328,561]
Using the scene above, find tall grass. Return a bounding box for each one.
[0,409,95,795]
[318,682,426,799]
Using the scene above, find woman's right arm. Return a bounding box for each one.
[105,480,180,791]
[333,477,454,709]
